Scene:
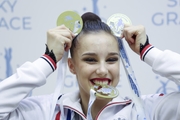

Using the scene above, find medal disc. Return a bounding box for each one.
[107,13,132,36]
[57,11,83,34]
[92,85,119,98]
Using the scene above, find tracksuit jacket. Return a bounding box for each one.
[0,45,180,120]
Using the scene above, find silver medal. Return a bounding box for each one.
[107,13,132,36]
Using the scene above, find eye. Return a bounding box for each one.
[106,57,119,63]
[83,57,97,63]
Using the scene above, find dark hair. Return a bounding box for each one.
[70,12,117,58]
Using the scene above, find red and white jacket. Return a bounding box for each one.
[0,45,180,120]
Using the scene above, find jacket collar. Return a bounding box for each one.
[57,89,132,118]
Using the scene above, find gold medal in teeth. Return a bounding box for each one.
[92,85,119,98]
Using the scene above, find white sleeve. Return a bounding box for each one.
[141,92,180,120]
[151,92,180,120]
[0,58,53,120]
[144,47,180,85]
[141,94,163,120]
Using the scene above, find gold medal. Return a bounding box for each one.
[57,11,83,34]
[92,85,119,98]
[107,13,132,36]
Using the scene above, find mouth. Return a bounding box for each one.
[90,78,111,86]
[90,78,119,98]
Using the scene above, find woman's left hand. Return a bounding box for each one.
[121,25,147,55]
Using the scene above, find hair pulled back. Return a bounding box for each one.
[70,12,116,58]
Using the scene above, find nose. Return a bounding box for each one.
[96,62,108,77]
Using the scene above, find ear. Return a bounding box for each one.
[68,58,76,74]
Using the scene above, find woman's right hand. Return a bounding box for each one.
[46,25,75,62]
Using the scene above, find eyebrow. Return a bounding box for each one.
[82,52,120,56]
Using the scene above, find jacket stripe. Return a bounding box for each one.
[41,54,57,71]
[55,111,61,120]
[140,44,154,61]
[67,109,71,120]
[64,105,86,119]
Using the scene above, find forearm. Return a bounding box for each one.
[142,46,180,85]
[0,56,54,114]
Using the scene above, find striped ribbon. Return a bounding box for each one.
[118,37,146,120]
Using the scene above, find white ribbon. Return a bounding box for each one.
[49,51,68,120]
[86,89,96,120]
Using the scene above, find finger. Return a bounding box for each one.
[124,23,131,27]
[50,25,74,33]
[54,25,75,35]
[120,34,124,39]
[54,34,72,51]
[123,28,135,44]
[56,24,70,30]
[120,29,124,38]
[59,25,77,36]
[121,24,131,38]
[63,37,72,51]
[48,25,68,33]
[53,30,74,40]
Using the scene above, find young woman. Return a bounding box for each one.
[0,12,180,120]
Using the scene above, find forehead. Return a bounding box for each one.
[77,32,119,50]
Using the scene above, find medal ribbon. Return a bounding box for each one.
[86,89,96,120]
[50,11,83,120]
[118,37,146,120]
[49,51,68,120]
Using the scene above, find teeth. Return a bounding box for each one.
[93,80,109,86]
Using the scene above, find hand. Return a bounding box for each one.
[121,25,147,55]
[47,25,75,62]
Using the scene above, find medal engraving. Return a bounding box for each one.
[92,85,119,98]
[107,13,132,36]
[57,11,83,34]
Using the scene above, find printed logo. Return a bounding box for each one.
[0,48,12,82]
[156,75,180,94]
[152,0,180,26]
[0,0,32,30]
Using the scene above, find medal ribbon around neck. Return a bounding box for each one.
[49,11,83,120]
[107,13,146,120]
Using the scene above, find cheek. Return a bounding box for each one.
[110,61,120,72]
[109,63,120,82]
[74,63,94,78]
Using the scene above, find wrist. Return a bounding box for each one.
[42,44,57,71]
[41,54,57,71]
[140,35,150,53]
[140,35,154,61]
[45,44,57,63]
[140,44,154,61]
